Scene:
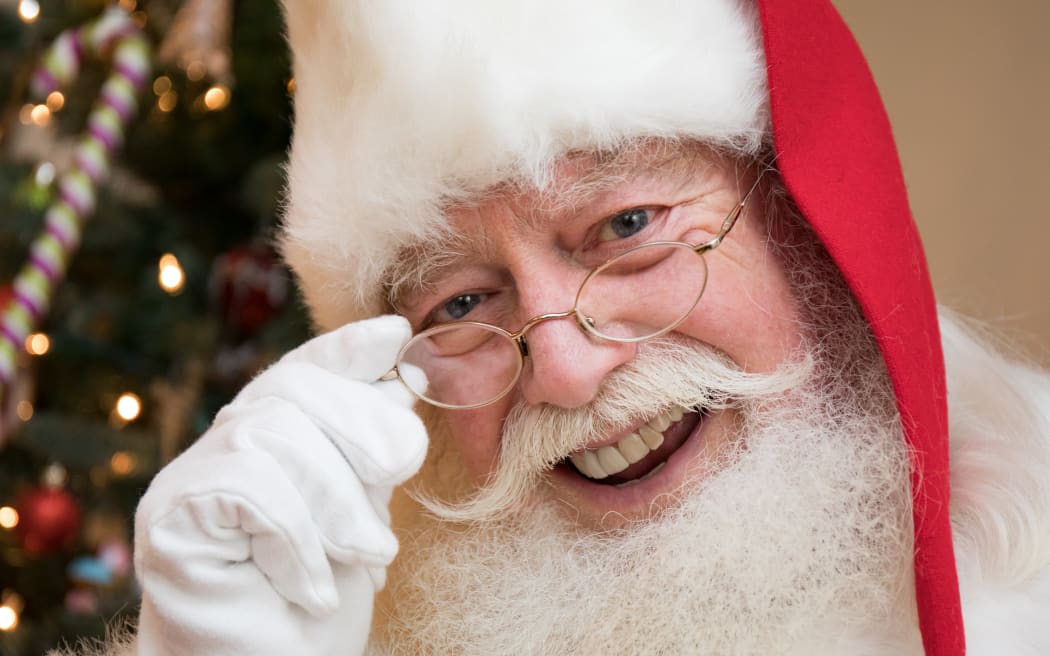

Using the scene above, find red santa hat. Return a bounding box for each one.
[279,0,963,653]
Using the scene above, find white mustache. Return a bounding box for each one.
[416,336,813,523]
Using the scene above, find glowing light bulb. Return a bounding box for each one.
[153,76,172,96]
[16,401,33,422]
[45,91,65,112]
[18,0,40,23]
[0,606,17,631]
[25,332,50,356]
[0,507,19,529]
[116,393,142,422]
[42,463,67,488]
[158,253,185,294]
[110,451,136,476]
[18,104,34,125]
[30,104,51,126]
[157,90,177,113]
[203,85,231,111]
[186,61,206,81]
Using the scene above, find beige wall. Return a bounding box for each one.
[832,0,1050,364]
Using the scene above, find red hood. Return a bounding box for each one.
[757,0,963,653]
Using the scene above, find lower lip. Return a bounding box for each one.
[547,410,715,514]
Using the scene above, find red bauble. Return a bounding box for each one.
[15,486,81,556]
[210,243,289,336]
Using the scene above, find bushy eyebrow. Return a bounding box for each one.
[383,230,488,315]
[383,141,731,314]
[527,140,717,215]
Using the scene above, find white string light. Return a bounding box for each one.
[0,605,18,632]
[115,393,142,422]
[18,0,40,23]
[158,253,185,294]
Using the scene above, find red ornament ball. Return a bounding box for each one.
[15,486,81,556]
[210,243,289,335]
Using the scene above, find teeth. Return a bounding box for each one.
[597,446,629,475]
[638,424,664,450]
[617,434,650,464]
[568,404,689,481]
[572,450,607,480]
[649,412,672,432]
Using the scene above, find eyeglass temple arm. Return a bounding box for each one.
[694,168,767,255]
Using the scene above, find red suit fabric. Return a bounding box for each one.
[757,1,963,653]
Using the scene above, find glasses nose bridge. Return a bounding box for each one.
[510,309,583,357]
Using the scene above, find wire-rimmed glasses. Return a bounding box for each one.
[382,170,766,409]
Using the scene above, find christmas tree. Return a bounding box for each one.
[0,1,309,653]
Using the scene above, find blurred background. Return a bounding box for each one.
[835,0,1050,364]
[0,1,306,653]
[0,0,1046,654]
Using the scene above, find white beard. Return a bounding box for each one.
[372,308,919,655]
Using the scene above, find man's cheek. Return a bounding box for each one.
[675,277,802,375]
[414,405,486,501]
[434,405,506,482]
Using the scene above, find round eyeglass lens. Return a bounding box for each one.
[397,322,524,408]
[575,241,708,341]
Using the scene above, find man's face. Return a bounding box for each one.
[396,146,805,528]
[379,145,915,653]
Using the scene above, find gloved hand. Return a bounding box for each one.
[133,315,427,656]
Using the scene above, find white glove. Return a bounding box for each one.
[133,315,427,656]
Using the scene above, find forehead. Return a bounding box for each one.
[383,141,734,306]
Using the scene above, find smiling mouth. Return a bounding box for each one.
[563,404,704,487]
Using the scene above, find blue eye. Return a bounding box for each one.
[442,293,487,320]
[598,208,651,241]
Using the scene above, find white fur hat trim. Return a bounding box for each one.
[279,0,769,329]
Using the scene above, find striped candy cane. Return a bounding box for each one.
[0,8,150,412]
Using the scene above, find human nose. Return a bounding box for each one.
[516,311,636,409]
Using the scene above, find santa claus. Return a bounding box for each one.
[75,0,1050,654]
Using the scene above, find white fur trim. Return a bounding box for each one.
[940,308,1050,653]
[279,0,769,329]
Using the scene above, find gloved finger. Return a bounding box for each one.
[373,361,427,408]
[211,397,406,564]
[280,314,412,383]
[137,450,340,616]
[224,367,428,487]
